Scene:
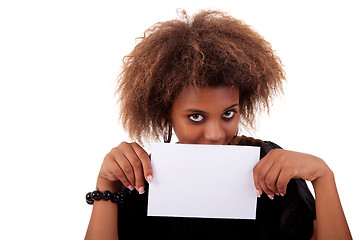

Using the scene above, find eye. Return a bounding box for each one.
[222,110,236,119]
[188,114,205,122]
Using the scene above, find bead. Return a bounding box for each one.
[92,190,102,200]
[86,192,94,205]
[118,193,125,206]
[102,190,112,201]
[86,189,128,205]
[111,192,121,203]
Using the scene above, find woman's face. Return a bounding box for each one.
[170,86,240,145]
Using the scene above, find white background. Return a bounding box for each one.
[0,0,359,239]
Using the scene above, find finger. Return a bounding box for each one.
[253,152,273,196]
[259,175,276,200]
[109,159,133,190]
[264,163,282,196]
[253,161,263,197]
[255,154,276,199]
[111,146,136,188]
[253,148,276,191]
[131,142,153,183]
[276,167,292,196]
[102,154,133,190]
[122,143,146,194]
[265,149,291,196]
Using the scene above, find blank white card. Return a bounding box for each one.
[147,143,260,219]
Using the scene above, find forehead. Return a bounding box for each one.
[172,86,239,109]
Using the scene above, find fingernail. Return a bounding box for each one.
[256,190,261,198]
[128,185,134,191]
[146,175,153,183]
[268,194,274,200]
[138,186,145,194]
[280,193,285,197]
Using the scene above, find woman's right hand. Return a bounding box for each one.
[98,142,153,194]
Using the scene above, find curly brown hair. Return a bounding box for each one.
[116,10,285,145]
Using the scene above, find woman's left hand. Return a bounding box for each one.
[253,149,332,199]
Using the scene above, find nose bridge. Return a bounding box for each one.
[204,118,225,140]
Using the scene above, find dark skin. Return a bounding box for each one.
[86,86,352,240]
[170,86,240,145]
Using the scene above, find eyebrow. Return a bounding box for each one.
[184,104,239,113]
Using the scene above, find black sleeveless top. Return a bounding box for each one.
[117,140,316,239]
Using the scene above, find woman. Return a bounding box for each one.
[85,10,352,239]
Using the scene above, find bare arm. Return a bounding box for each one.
[311,170,352,240]
[85,177,120,240]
